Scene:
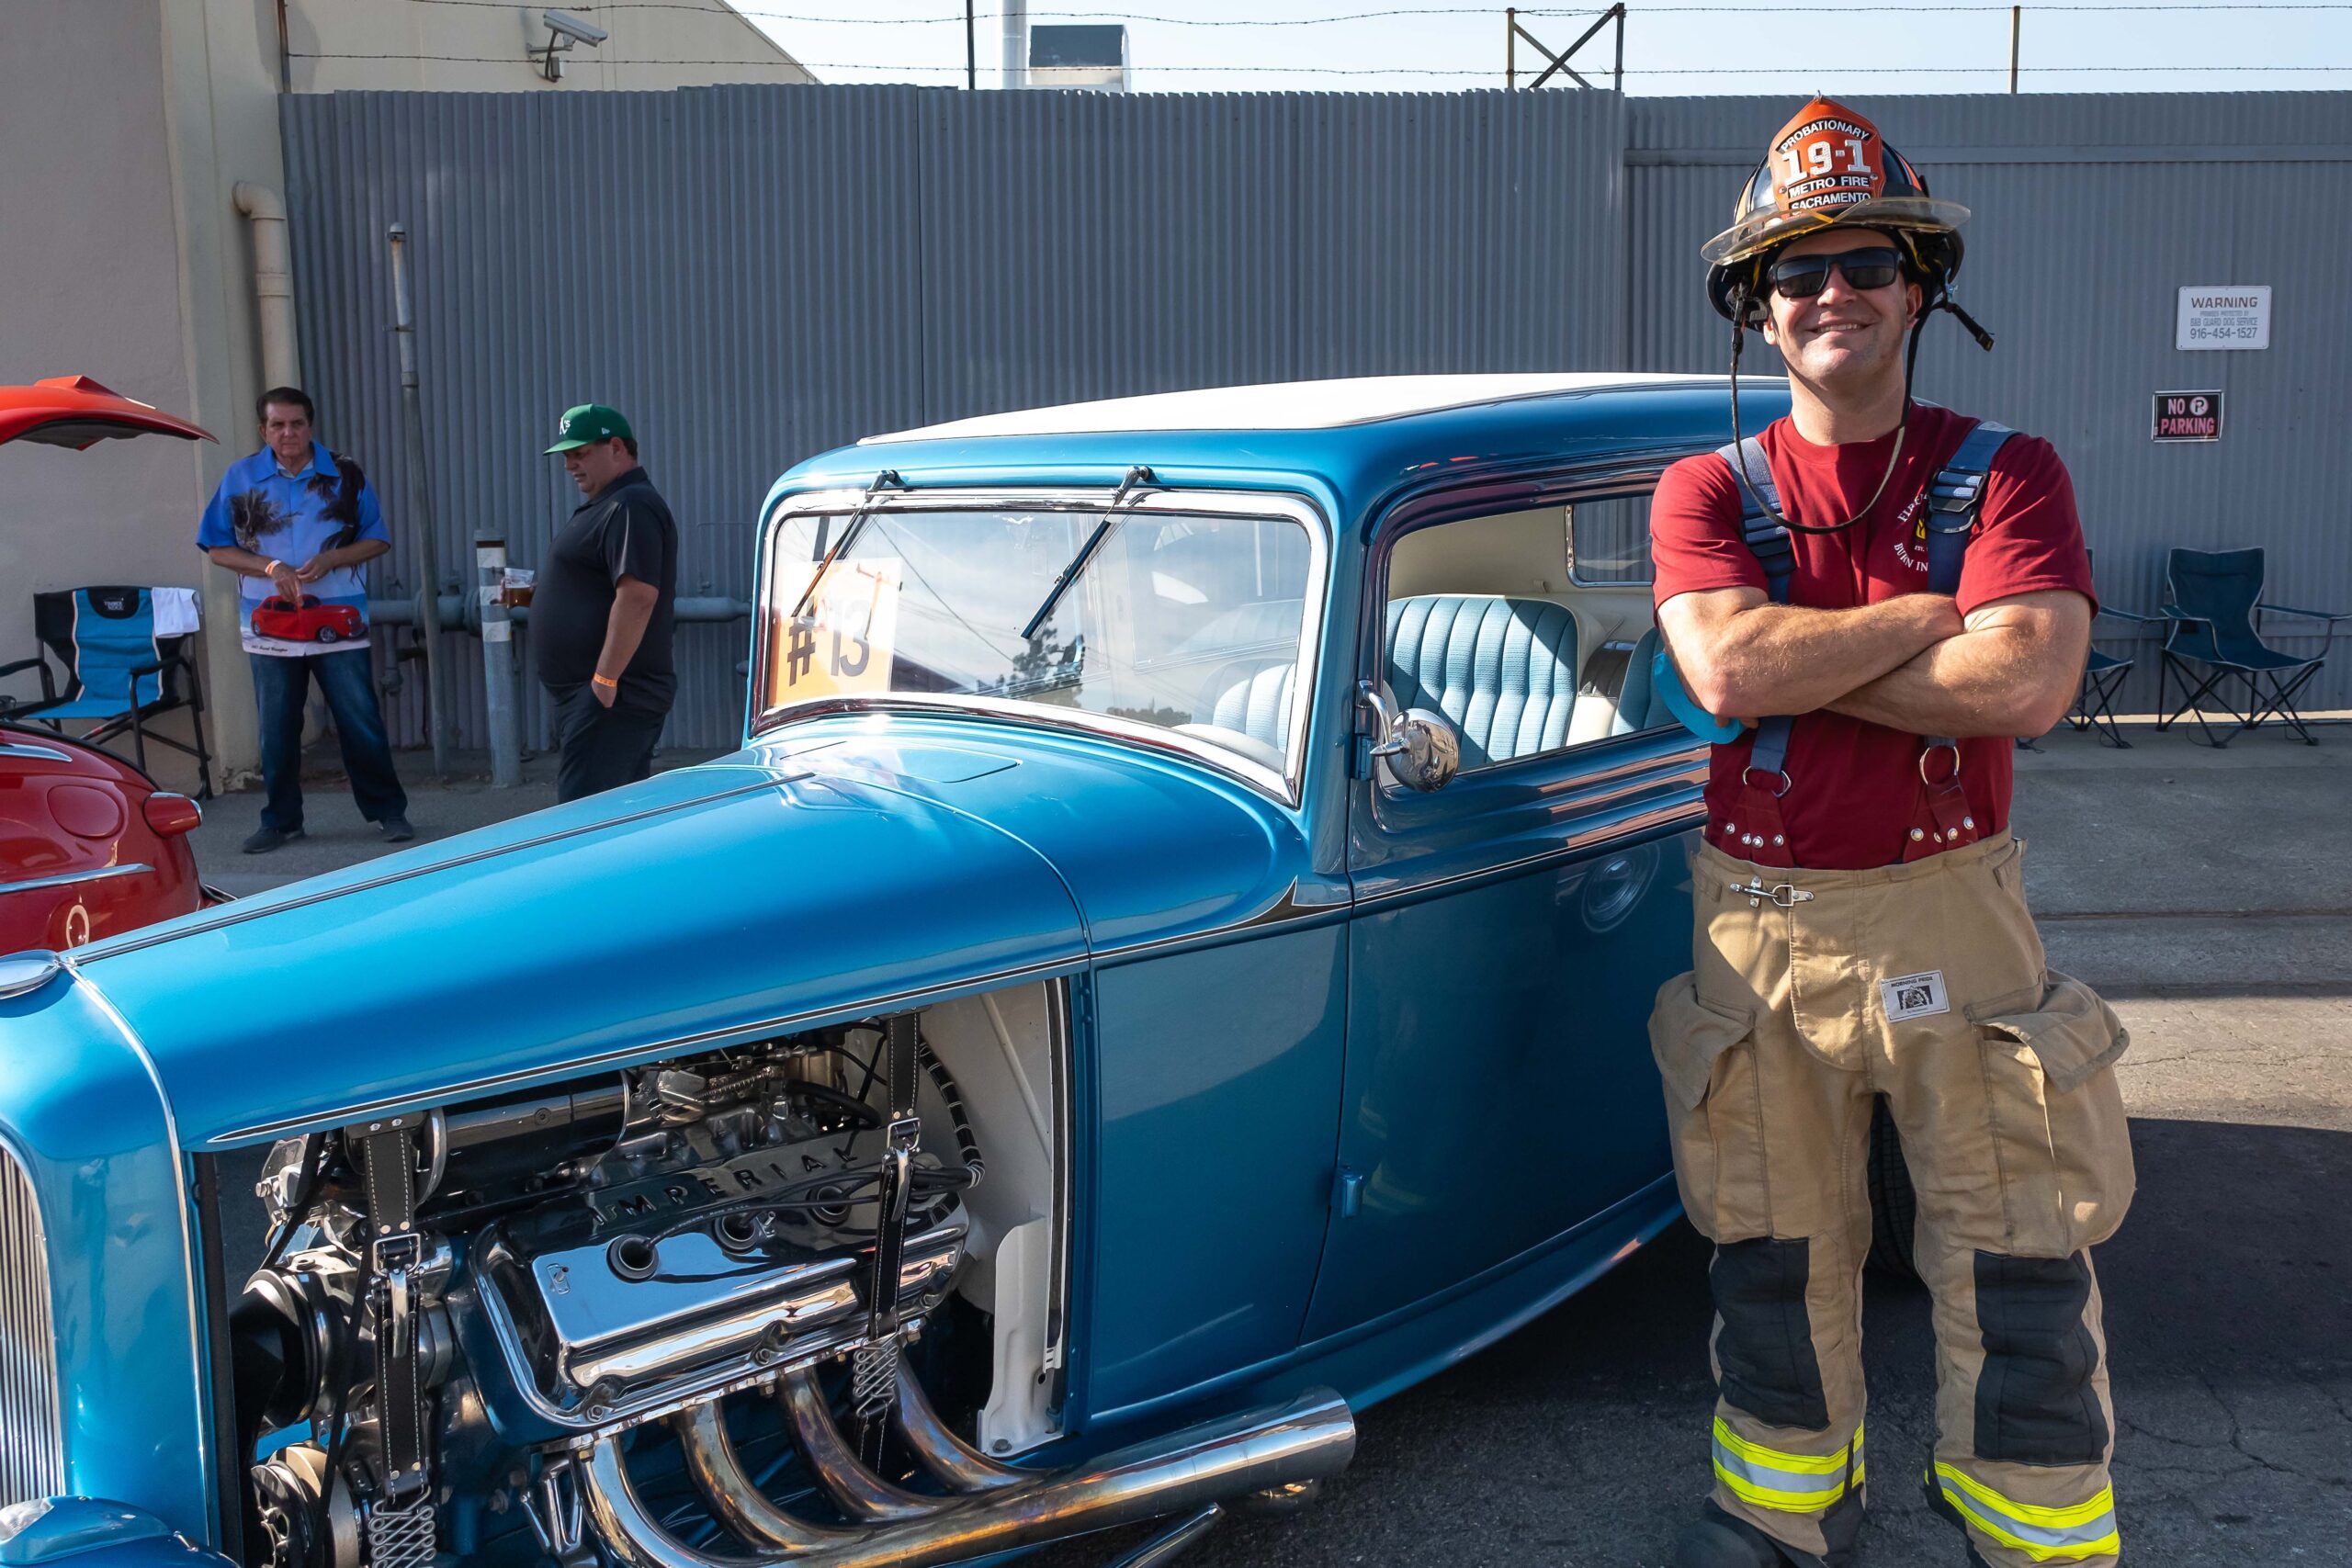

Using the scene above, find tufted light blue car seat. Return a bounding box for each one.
[1385,594,1579,769]
[1196,660,1297,752]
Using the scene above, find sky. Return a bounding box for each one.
[741,0,2352,95]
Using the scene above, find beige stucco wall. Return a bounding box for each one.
[0,0,282,793]
[283,0,813,92]
[1,0,805,791]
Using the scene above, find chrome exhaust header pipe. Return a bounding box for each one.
[582,1383,1355,1568]
[673,1399,857,1551]
[774,1366,952,1521]
[888,1359,1026,1494]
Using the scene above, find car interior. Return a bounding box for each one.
[1377,491,1678,770]
[1179,489,1679,779]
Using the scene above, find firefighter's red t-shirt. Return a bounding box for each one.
[1649,403,2093,870]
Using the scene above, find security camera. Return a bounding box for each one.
[541,9,608,46]
[528,8,607,80]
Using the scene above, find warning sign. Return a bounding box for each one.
[2152,391,2223,443]
[763,557,903,705]
[2177,286,2269,350]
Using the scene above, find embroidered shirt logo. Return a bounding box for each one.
[1880,970,1951,1021]
[1888,490,1933,575]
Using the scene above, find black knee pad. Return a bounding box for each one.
[1973,1250,2108,1465]
[1711,1237,1831,1431]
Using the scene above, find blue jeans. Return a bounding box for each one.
[251,649,408,831]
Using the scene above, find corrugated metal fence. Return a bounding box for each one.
[282,86,2352,747]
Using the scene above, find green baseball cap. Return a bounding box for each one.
[544,403,633,454]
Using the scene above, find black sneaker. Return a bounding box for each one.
[379,816,415,843]
[241,825,304,854]
[1673,1504,1809,1567]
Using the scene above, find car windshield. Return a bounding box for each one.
[754,500,1319,779]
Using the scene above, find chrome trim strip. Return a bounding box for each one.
[206,953,1085,1148]
[79,778,795,962]
[57,959,214,1533]
[0,1139,65,1506]
[756,694,1300,808]
[0,741,74,762]
[1351,799,1706,915]
[0,863,155,897]
[750,486,1334,812]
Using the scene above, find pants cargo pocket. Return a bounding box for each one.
[1650,974,1768,1242]
[1969,970,2136,1256]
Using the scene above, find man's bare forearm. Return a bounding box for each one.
[1667,592,1962,721]
[1825,596,2089,737]
[596,590,658,682]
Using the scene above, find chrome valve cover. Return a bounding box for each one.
[467,1130,967,1430]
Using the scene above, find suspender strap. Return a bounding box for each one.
[1904,420,2014,862]
[356,1115,431,1505]
[1718,438,1798,783]
[1922,421,2013,596]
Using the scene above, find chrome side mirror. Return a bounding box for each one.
[1357,681,1460,793]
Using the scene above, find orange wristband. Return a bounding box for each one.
[593,673,619,690]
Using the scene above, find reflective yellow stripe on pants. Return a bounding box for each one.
[1711,1418,1864,1513]
[1934,1463,2120,1563]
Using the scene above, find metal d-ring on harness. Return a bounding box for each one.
[1717,417,2016,870]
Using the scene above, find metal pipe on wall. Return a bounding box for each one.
[387,224,452,784]
[232,185,300,389]
[475,534,522,788]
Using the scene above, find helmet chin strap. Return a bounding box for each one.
[1724,273,1994,537]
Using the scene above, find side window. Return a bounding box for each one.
[1378,487,1673,773]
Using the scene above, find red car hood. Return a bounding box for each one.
[0,376,214,449]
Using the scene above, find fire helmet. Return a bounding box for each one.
[1702,97,1973,325]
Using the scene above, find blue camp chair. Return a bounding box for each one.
[2067,547,2155,749]
[1,586,214,795]
[2154,547,2349,747]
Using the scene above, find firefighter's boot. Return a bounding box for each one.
[1673,1502,1845,1568]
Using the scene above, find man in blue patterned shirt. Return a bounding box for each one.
[198,387,413,852]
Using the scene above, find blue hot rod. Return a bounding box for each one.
[0,373,1794,1568]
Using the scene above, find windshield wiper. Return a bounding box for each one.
[789,469,902,621]
[1019,467,1156,642]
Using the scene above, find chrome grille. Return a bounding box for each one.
[0,1146,64,1505]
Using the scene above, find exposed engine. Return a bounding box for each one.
[232,1015,985,1567]
[228,998,1355,1568]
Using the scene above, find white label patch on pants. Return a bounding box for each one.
[1880,971,1951,1021]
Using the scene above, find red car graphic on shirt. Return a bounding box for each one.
[252,594,364,644]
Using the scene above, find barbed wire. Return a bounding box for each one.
[389,0,2352,17]
[291,50,2352,72]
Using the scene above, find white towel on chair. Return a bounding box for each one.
[151,586,201,637]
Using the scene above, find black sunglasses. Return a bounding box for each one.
[1767,246,1906,299]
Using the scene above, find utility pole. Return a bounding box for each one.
[1002,0,1027,89]
[2009,6,2022,93]
[967,0,977,90]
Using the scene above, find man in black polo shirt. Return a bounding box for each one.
[538,403,678,801]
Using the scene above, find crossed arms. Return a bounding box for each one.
[1657,585,2092,739]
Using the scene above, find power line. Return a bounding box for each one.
[374,0,2352,17]
[290,51,2352,72]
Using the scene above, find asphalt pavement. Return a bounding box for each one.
[186,721,2352,1567]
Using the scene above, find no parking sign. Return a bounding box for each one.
[2152,391,2223,443]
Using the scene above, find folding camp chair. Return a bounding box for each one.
[0,586,214,795]
[2068,548,2154,749]
[2013,547,2149,750]
[2154,547,2349,747]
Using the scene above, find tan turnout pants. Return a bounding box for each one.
[1648,834,2134,1568]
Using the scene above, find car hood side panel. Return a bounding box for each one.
[74,758,1088,1148]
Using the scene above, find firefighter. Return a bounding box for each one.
[1645,98,2133,1568]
